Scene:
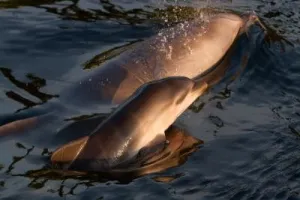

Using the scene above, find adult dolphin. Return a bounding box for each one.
[60,12,262,107]
[0,11,262,136]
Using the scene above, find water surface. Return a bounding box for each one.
[0,0,300,199]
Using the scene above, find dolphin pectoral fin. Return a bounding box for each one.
[51,136,89,168]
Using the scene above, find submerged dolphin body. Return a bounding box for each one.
[51,77,208,172]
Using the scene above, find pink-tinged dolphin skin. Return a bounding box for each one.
[51,76,208,172]
[60,12,263,106]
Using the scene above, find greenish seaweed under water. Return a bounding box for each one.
[0,0,300,199]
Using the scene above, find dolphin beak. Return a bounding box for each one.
[192,80,208,95]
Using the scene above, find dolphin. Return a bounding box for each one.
[0,11,270,175]
[51,76,208,172]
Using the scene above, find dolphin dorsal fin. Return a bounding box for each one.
[51,136,89,164]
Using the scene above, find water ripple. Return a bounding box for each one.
[1,0,300,200]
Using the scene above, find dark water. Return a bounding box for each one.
[0,0,300,199]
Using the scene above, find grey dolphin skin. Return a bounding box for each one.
[51,76,208,172]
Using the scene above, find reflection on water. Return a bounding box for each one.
[0,0,236,26]
[0,0,156,23]
[152,173,184,183]
[0,67,59,113]
[0,0,300,199]
[5,142,34,174]
[82,40,141,69]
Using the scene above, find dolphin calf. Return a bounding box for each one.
[51,76,208,172]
